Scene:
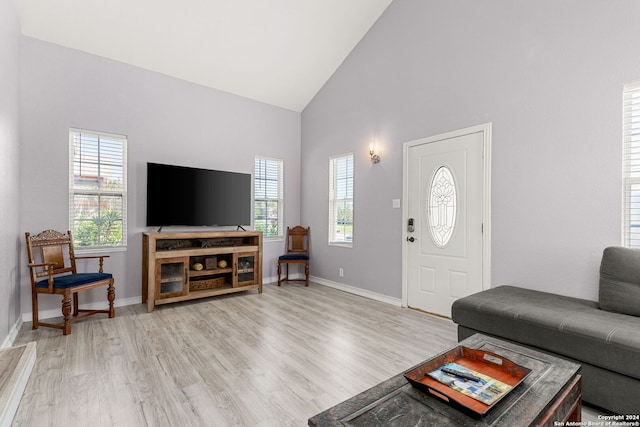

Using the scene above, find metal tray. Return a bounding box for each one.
[404,346,532,419]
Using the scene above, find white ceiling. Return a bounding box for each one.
[16,0,392,112]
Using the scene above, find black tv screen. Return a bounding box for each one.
[146,162,251,227]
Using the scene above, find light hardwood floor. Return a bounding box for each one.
[12,283,605,426]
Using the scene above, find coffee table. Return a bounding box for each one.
[309,334,581,426]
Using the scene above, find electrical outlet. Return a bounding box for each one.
[339,268,344,277]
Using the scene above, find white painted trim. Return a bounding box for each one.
[482,124,492,292]
[310,276,402,306]
[264,271,306,285]
[401,123,492,308]
[263,274,279,284]
[0,342,36,427]
[21,296,141,323]
[0,319,23,350]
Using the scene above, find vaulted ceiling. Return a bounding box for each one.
[16,0,392,112]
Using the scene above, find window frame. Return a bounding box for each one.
[623,82,640,248]
[69,128,128,251]
[328,153,354,247]
[254,156,284,240]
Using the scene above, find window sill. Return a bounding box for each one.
[329,242,352,248]
[75,245,127,255]
[263,236,284,243]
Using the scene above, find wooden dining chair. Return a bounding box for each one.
[25,229,115,335]
[277,226,310,286]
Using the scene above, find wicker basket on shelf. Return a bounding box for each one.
[190,277,226,291]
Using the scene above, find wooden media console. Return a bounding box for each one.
[142,231,262,312]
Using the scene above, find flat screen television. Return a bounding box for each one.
[146,162,251,228]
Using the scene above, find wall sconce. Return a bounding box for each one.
[369,143,381,164]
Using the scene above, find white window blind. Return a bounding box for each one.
[329,153,354,246]
[69,129,127,249]
[254,156,284,239]
[624,82,640,248]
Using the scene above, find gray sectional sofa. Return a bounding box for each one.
[451,246,640,415]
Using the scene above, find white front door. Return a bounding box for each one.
[403,124,490,317]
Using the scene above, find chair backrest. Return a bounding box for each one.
[25,230,77,283]
[284,226,310,255]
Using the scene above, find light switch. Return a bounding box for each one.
[392,199,401,209]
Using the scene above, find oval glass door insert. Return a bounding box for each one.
[427,166,457,247]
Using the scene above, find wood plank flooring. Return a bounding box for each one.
[11,283,606,426]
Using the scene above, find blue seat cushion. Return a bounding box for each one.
[279,253,309,261]
[36,272,113,289]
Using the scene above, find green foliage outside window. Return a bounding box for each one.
[74,209,124,247]
[254,200,279,237]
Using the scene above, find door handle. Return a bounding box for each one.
[406,237,416,242]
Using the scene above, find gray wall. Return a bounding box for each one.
[301,0,640,301]
[0,0,21,345]
[11,0,640,336]
[20,37,301,316]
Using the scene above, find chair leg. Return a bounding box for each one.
[61,291,72,335]
[305,263,309,287]
[277,262,282,286]
[31,290,39,330]
[107,279,116,318]
[73,293,79,317]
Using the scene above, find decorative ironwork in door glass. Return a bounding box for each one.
[427,166,457,247]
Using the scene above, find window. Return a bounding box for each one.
[428,165,457,247]
[69,129,127,249]
[624,82,640,248]
[329,153,354,246]
[254,156,284,239]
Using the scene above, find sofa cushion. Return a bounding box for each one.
[599,246,640,316]
[451,285,640,380]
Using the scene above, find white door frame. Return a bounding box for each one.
[401,123,492,308]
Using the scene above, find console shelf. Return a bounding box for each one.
[142,231,262,312]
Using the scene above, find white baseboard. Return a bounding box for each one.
[1,319,23,350]
[310,275,402,307]
[19,279,400,326]
[263,274,279,285]
[0,342,36,427]
[263,272,306,285]
[21,296,142,323]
